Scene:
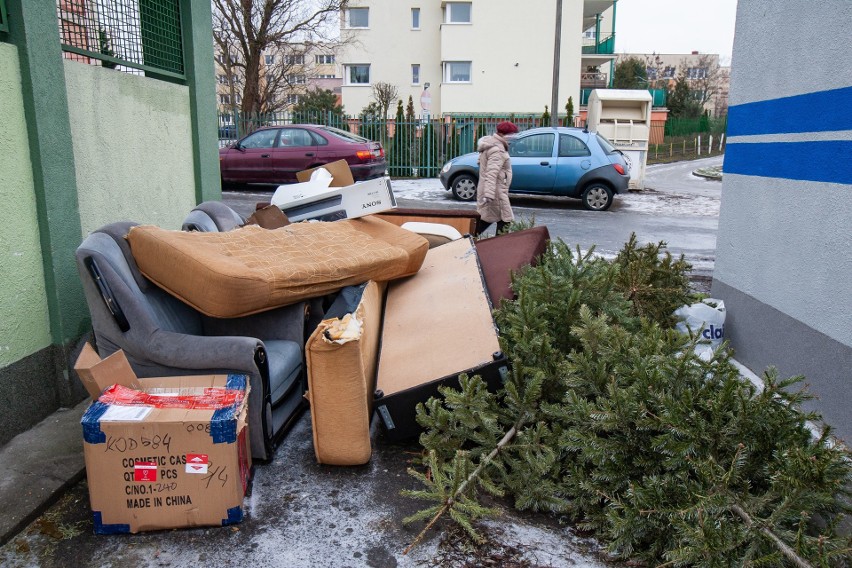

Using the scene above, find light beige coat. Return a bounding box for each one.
[476,134,514,223]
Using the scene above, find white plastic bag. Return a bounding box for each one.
[674,298,726,359]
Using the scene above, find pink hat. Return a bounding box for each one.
[496,121,519,135]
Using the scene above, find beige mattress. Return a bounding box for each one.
[127,217,427,318]
[305,281,385,465]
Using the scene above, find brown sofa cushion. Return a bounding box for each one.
[127,217,427,318]
[305,281,385,465]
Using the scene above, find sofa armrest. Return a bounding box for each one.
[201,302,307,345]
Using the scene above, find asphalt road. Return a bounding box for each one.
[223,155,723,282]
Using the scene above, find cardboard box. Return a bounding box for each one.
[273,175,397,222]
[271,160,397,222]
[75,344,252,534]
[296,159,355,187]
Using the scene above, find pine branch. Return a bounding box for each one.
[403,424,520,555]
[730,504,814,568]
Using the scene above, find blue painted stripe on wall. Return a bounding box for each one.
[724,141,852,185]
[727,86,852,137]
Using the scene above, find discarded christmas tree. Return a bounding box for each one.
[404,234,852,566]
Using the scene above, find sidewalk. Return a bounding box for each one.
[0,401,88,546]
[0,403,615,567]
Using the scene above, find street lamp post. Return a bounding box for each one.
[551,0,562,128]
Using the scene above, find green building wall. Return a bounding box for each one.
[0,44,52,368]
[0,0,219,447]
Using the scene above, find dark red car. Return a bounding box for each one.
[219,124,386,187]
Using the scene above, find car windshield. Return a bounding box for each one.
[317,126,370,143]
[596,133,618,155]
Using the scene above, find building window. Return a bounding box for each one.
[443,61,471,83]
[287,74,307,85]
[662,66,676,78]
[217,74,228,85]
[219,94,230,105]
[411,7,420,29]
[287,94,300,105]
[646,67,658,80]
[285,54,305,65]
[687,67,707,79]
[412,64,420,85]
[315,54,335,64]
[345,64,370,85]
[265,55,275,65]
[316,74,337,79]
[445,2,471,23]
[346,7,369,28]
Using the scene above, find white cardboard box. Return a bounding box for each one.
[272,176,397,222]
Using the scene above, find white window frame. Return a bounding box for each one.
[412,64,420,85]
[346,7,369,29]
[411,7,420,29]
[443,61,471,83]
[264,54,274,65]
[344,64,371,85]
[285,54,305,65]
[287,74,307,85]
[315,54,335,64]
[444,2,472,24]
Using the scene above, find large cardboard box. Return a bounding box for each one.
[271,160,396,222]
[75,344,252,534]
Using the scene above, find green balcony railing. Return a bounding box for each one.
[582,33,615,55]
[581,88,667,107]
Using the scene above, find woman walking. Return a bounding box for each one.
[475,121,518,236]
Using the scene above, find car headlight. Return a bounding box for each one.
[440,161,452,173]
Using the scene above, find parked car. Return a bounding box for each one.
[219,124,386,186]
[438,127,630,211]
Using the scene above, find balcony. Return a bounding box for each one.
[581,72,608,89]
[582,33,615,55]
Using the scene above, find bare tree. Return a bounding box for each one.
[371,82,399,119]
[684,54,722,109]
[212,0,346,119]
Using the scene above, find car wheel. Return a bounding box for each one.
[451,174,478,201]
[582,183,614,211]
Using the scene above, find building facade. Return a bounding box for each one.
[712,0,852,441]
[338,0,618,118]
[614,52,729,116]
[214,43,343,117]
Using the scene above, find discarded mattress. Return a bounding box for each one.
[474,226,550,305]
[126,217,428,318]
[305,281,385,465]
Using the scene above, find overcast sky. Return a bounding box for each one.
[613,0,738,65]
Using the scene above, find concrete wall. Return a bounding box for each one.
[65,62,197,233]
[0,44,52,368]
[712,0,852,441]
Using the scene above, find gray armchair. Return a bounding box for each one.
[75,221,306,461]
[182,201,246,232]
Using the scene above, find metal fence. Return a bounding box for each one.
[0,0,8,34]
[218,111,728,177]
[57,0,184,79]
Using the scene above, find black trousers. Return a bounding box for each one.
[475,219,509,237]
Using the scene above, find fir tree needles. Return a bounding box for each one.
[404,235,852,566]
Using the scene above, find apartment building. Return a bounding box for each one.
[614,52,729,116]
[214,43,342,116]
[338,0,618,118]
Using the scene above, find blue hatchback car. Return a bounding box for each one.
[438,126,630,211]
